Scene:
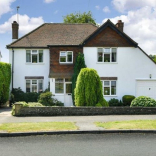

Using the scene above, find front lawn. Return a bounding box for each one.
[95,120,156,130]
[0,122,78,133]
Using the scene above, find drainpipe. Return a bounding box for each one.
[12,48,14,90]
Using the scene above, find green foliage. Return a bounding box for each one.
[130,96,156,107]
[38,92,64,106]
[63,11,96,25]
[122,95,135,106]
[108,98,122,107]
[0,62,11,105]
[11,88,40,104]
[72,53,86,105]
[75,68,108,107]
[149,54,156,63]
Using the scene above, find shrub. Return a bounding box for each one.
[38,92,64,106]
[108,98,122,107]
[122,95,135,106]
[11,88,40,104]
[75,68,108,107]
[0,62,11,106]
[130,96,156,107]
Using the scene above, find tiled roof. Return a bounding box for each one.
[7,23,98,48]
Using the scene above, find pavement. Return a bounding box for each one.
[0,107,156,137]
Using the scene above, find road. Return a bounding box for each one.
[0,133,156,156]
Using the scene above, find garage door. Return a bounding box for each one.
[136,80,156,100]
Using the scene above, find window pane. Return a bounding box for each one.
[55,78,63,83]
[98,52,103,62]
[32,80,37,84]
[60,56,66,62]
[32,85,37,92]
[104,87,110,95]
[112,52,117,62]
[26,50,31,62]
[104,81,109,86]
[98,48,103,52]
[65,78,72,82]
[38,80,43,93]
[104,48,110,53]
[66,83,72,93]
[26,80,30,92]
[67,52,72,62]
[32,54,37,63]
[112,48,117,52]
[104,54,110,62]
[111,81,116,95]
[39,51,43,62]
[55,83,64,93]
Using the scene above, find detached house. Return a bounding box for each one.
[7,20,156,106]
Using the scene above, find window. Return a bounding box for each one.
[101,80,117,96]
[26,79,43,93]
[97,48,117,62]
[55,78,72,94]
[26,50,43,63]
[60,51,73,63]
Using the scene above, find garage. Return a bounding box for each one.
[136,80,156,100]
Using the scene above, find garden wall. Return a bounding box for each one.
[14,103,156,116]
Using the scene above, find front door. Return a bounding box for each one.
[64,82,73,106]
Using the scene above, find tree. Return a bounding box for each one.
[72,53,86,105]
[75,68,108,107]
[63,11,96,25]
[149,54,156,63]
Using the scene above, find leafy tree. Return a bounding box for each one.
[75,68,108,107]
[149,54,156,63]
[0,62,11,106]
[72,53,86,105]
[63,11,96,25]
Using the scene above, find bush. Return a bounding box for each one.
[11,88,40,104]
[122,95,135,106]
[38,92,64,106]
[108,98,122,106]
[0,62,11,106]
[75,68,108,107]
[130,96,156,107]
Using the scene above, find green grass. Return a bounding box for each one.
[0,122,78,133]
[95,120,156,130]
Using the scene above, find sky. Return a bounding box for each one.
[0,0,156,63]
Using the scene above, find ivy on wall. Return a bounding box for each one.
[0,62,11,105]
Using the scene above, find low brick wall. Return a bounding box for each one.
[14,104,156,116]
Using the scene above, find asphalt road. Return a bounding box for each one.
[0,133,156,156]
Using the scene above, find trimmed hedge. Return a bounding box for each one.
[0,62,11,106]
[122,95,135,106]
[108,98,123,107]
[75,68,108,107]
[131,96,156,107]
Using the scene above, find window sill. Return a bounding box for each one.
[96,62,118,64]
[104,95,117,97]
[25,63,44,65]
[59,62,73,65]
[54,94,64,96]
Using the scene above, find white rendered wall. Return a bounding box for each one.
[84,47,156,101]
[9,49,50,92]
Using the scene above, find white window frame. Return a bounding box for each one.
[97,48,117,63]
[59,51,73,64]
[101,80,117,96]
[55,78,72,94]
[26,50,44,64]
[26,79,43,93]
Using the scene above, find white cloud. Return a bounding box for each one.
[102,6,156,54]
[112,0,156,13]
[44,0,56,3]
[0,0,16,17]
[0,14,44,35]
[103,6,110,13]
[95,5,100,10]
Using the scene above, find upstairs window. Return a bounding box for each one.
[26,50,43,63]
[97,48,117,63]
[60,51,73,63]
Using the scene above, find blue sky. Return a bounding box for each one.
[0,0,156,62]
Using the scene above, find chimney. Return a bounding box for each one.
[12,21,19,42]
[116,20,124,32]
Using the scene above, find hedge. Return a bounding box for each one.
[0,62,11,106]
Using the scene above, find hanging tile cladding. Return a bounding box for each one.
[49,46,83,78]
